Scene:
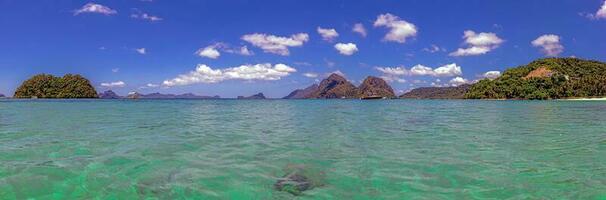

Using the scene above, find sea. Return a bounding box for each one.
[0,99,605,199]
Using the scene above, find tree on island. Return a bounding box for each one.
[13,74,98,98]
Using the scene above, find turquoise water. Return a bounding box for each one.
[0,99,605,199]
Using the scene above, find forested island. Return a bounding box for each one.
[13,74,98,98]
[466,58,606,99]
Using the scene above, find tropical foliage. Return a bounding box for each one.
[14,74,98,98]
[465,58,606,99]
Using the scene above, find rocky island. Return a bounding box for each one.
[238,93,266,99]
[13,74,98,98]
[400,84,471,99]
[284,74,395,99]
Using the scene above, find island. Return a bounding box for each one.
[400,84,471,99]
[237,93,266,99]
[13,74,98,98]
[466,58,606,99]
[284,74,395,99]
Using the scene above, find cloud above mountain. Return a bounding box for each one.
[162,63,296,86]
[334,43,358,55]
[532,34,564,56]
[449,30,503,56]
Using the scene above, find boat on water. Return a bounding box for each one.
[360,95,386,100]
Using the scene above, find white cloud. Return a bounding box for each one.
[433,63,462,77]
[482,71,501,79]
[352,23,367,37]
[531,34,564,56]
[74,3,117,15]
[598,0,606,19]
[303,73,318,78]
[196,43,253,59]
[241,33,309,56]
[373,13,418,43]
[376,63,462,77]
[317,27,339,42]
[101,81,125,88]
[334,43,358,55]
[423,44,445,53]
[131,12,162,22]
[587,1,606,19]
[196,46,221,59]
[449,77,470,86]
[162,63,296,86]
[146,83,159,88]
[111,68,119,73]
[449,30,504,56]
[136,48,146,55]
[325,70,346,77]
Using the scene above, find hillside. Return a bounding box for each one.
[401,84,471,99]
[312,74,358,98]
[466,58,606,99]
[357,76,396,98]
[13,74,98,98]
[283,84,319,99]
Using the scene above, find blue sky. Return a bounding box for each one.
[1,0,605,97]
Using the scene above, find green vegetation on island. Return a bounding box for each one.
[14,74,98,98]
[466,58,606,100]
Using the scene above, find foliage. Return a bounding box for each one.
[13,74,98,98]
[466,58,606,99]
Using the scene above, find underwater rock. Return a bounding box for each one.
[274,172,312,195]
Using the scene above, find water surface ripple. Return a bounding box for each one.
[0,99,605,199]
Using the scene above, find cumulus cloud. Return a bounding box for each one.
[241,33,309,56]
[334,43,358,55]
[74,3,117,15]
[317,27,339,42]
[482,71,501,79]
[162,63,296,86]
[111,68,120,73]
[101,81,125,88]
[196,46,221,59]
[196,43,253,59]
[449,30,504,56]
[131,11,163,22]
[531,34,564,56]
[586,1,606,19]
[135,48,146,55]
[377,63,461,77]
[449,77,470,86]
[373,13,418,43]
[352,23,367,37]
[303,73,318,78]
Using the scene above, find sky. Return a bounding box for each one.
[0,0,605,98]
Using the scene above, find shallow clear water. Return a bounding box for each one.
[0,99,605,199]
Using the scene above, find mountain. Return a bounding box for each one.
[283,84,319,99]
[238,93,266,99]
[98,90,121,99]
[400,84,471,99]
[13,74,97,98]
[357,76,396,98]
[0,94,5,98]
[311,73,358,98]
[466,58,606,99]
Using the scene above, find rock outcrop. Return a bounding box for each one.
[0,94,5,98]
[311,74,358,98]
[357,76,395,98]
[400,84,471,99]
[237,93,266,99]
[283,84,319,99]
[274,172,312,196]
[98,90,121,99]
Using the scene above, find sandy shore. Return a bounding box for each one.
[561,97,606,101]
